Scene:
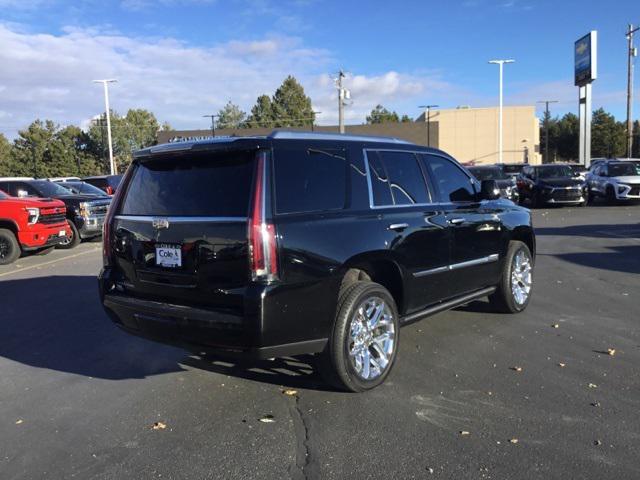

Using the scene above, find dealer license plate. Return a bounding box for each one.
[155,244,182,268]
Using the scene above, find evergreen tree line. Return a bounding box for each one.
[541,109,640,162]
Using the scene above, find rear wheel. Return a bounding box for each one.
[318,281,399,392]
[57,220,80,249]
[0,228,21,265]
[489,241,533,313]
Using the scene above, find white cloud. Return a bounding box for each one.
[0,23,476,137]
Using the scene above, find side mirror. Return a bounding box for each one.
[479,180,500,200]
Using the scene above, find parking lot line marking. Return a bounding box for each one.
[0,247,100,279]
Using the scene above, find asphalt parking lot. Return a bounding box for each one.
[1,205,639,480]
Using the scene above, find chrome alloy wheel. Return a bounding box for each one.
[511,250,532,305]
[348,296,395,381]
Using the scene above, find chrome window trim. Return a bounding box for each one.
[363,148,476,210]
[413,254,499,278]
[114,215,247,223]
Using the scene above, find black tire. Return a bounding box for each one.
[531,191,541,209]
[606,186,617,205]
[0,228,21,265]
[57,220,80,249]
[317,281,400,392]
[489,241,534,314]
[587,189,596,204]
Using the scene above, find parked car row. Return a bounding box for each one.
[466,159,640,208]
[0,175,122,264]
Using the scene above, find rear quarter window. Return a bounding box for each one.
[119,151,255,217]
[274,147,347,214]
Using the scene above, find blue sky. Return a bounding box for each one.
[0,0,637,137]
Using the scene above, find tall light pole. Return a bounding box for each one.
[419,105,439,147]
[626,24,639,158]
[537,100,558,163]
[488,59,515,163]
[93,79,118,175]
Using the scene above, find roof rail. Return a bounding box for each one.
[268,130,412,144]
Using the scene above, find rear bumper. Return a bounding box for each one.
[98,268,328,359]
[19,223,71,250]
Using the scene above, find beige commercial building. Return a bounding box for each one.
[416,105,541,165]
[159,105,541,165]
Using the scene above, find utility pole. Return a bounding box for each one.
[203,114,217,137]
[93,79,118,175]
[336,70,350,134]
[626,24,639,158]
[489,59,515,163]
[419,105,439,147]
[537,100,558,163]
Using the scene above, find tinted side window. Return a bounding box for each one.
[422,155,475,203]
[379,151,429,205]
[366,151,393,206]
[274,148,346,215]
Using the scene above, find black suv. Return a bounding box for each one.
[99,132,535,392]
[467,165,519,202]
[0,179,112,248]
[517,164,587,207]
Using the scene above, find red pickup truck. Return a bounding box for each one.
[0,189,72,265]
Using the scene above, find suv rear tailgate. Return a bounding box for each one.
[110,149,256,312]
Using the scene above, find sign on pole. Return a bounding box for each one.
[575,31,597,168]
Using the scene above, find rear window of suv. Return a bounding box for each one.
[120,151,254,217]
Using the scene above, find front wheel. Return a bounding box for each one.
[489,241,534,313]
[318,281,399,392]
[0,228,21,265]
[57,220,80,249]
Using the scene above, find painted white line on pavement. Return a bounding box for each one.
[0,247,100,279]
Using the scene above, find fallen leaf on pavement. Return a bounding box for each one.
[590,401,601,407]
[510,366,523,372]
[15,419,23,425]
[594,440,602,446]
[259,415,275,423]
[152,422,167,430]
[588,383,598,388]
[558,363,566,368]
[282,389,298,396]
[459,430,470,436]
[509,438,519,444]
[607,348,616,356]
[552,324,559,328]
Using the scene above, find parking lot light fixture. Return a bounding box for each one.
[93,79,118,175]
[488,60,515,164]
[419,105,439,147]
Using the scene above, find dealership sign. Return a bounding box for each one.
[575,31,597,86]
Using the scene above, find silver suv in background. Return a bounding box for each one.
[587,160,640,204]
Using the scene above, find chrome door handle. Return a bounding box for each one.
[388,223,409,231]
[448,218,465,225]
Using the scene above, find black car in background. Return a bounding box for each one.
[82,175,123,195]
[99,131,536,392]
[517,164,587,207]
[499,163,526,179]
[0,179,111,248]
[467,165,519,202]
[57,180,112,197]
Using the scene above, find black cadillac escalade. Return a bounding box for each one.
[99,131,536,392]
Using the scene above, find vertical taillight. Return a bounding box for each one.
[249,151,278,282]
[103,166,131,267]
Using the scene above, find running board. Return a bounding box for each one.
[400,286,497,325]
